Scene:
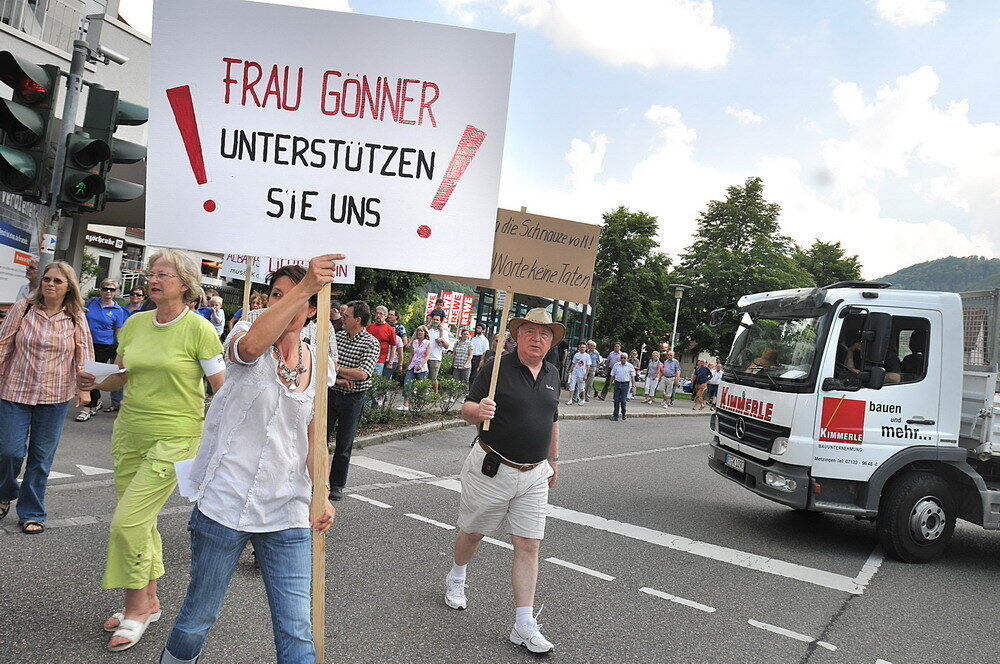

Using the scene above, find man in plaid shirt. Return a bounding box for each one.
[451,328,474,386]
[328,300,380,501]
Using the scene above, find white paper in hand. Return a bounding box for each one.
[83,361,128,380]
[174,458,197,501]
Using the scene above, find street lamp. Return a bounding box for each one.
[669,284,690,356]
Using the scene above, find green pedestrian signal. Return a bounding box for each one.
[59,132,110,210]
[0,51,59,201]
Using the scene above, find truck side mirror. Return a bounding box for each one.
[864,366,886,390]
[709,307,726,327]
[863,312,892,365]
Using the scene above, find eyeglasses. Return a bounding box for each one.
[148,272,178,281]
[101,287,117,292]
[41,276,65,285]
[130,292,144,297]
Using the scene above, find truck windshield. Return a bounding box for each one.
[725,312,824,386]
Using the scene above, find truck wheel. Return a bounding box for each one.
[877,472,955,563]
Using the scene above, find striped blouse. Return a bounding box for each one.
[0,299,94,405]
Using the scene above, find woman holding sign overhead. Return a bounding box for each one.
[77,249,226,652]
[0,262,92,534]
[160,255,340,664]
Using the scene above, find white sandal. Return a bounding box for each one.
[104,609,161,632]
[107,613,158,651]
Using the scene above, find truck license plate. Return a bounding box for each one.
[724,454,745,473]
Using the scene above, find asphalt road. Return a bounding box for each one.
[2,407,999,663]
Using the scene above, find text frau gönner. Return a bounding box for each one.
[219,59,442,227]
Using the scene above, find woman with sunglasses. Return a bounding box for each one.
[0,262,92,534]
[78,278,128,420]
[125,287,148,316]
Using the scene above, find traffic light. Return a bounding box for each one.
[0,51,59,201]
[81,87,147,211]
[58,131,110,212]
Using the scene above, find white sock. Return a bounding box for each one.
[449,563,467,582]
[515,606,533,627]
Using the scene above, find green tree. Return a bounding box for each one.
[339,268,428,314]
[794,240,862,287]
[675,177,815,355]
[593,206,672,353]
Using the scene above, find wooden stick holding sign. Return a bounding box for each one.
[309,284,332,662]
[242,256,254,313]
[482,288,512,432]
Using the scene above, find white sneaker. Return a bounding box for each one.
[396,405,409,411]
[509,620,554,653]
[444,574,467,610]
[566,400,574,406]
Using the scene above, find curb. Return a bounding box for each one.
[355,409,711,448]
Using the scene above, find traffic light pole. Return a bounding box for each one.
[38,39,88,273]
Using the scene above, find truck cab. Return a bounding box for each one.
[708,282,1000,562]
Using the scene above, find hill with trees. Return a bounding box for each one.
[877,256,1000,292]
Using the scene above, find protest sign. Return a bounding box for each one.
[424,290,474,327]
[147,0,514,278]
[221,254,355,285]
[434,208,602,303]
[0,193,42,304]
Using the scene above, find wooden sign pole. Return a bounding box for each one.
[242,256,254,313]
[482,288,512,432]
[310,284,332,663]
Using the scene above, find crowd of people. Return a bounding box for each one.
[0,252,726,660]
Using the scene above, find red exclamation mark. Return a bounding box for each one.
[428,124,487,223]
[165,85,215,213]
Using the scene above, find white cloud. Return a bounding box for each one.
[500,68,998,279]
[117,0,352,36]
[499,0,732,70]
[725,106,764,124]
[875,0,947,28]
[438,0,484,23]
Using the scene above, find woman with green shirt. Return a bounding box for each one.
[78,249,226,652]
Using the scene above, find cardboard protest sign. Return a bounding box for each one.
[434,208,602,303]
[221,254,355,285]
[147,0,514,278]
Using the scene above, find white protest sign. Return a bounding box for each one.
[221,254,355,285]
[147,0,514,279]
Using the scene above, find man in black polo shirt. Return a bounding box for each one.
[443,308,562,654]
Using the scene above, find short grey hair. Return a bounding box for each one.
[147,248,203,304]
[375,305,388,315]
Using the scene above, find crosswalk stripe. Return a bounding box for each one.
[76,464,114,475]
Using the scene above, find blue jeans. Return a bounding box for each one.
[328,389,366,490]
[0,399,72,522]
[382,362,398,378]
[162,507,314,664]
[613,382,630,418]
[403,368,427,397]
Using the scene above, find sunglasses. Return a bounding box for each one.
[130,292,144,296]
[41,276,65,285]
[102,287,117,292]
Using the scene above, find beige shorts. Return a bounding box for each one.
[457,443,553,540]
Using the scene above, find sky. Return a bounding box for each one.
[118,0,1000,278]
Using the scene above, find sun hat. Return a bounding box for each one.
[507,308,566,348]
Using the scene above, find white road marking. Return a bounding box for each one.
[747,619,837,651]
[560,443,708,465]
[853,547,885,591]
[48,471,73,479]
[482,536,514,550]
[348,494,392,509]
[545,557,615,581]
[351,457,435,480]
[404,513,455,530]
[75,464,113,475]
[354,456,875,595]
[876,660,893,664]
[640,587,716,613]
[548,504,867,594]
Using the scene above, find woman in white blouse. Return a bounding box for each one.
[159,255,341,664]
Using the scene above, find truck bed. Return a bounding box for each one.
[959,370,999,458]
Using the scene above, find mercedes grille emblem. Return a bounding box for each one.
[735,417,746,440]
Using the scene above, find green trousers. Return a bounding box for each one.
[102,425,200,590]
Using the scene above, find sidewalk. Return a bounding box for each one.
[355,388,712,448]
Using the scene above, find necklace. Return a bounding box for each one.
[274,340,307,387]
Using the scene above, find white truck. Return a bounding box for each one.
[707,282,1000,562]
